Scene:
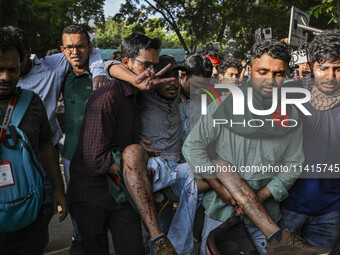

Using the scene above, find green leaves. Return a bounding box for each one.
[308,0,338,24]
[93,18,185,49]
[0,0,105,57]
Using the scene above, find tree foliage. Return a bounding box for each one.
[309,0,340,25]
[113,0,338,58]
[0,0,105,57]
[94,17,187,49]
[2,1,338,58]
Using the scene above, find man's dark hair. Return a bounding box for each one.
[221,58,242,74]
[308,29,340,65]
[184,54,213,78]
[62,25,90,44]
[120,32,161,59]
[110,50,122,61]
[46,48,61,56]
[250,39,291,65]
[0,28,24,62]
[3,26,30,54]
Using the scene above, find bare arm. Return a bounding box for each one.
[39,140,68,222]
[108,63,175,90]
[109,64,137,85]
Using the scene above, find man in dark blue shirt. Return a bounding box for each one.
[281,29,340,254]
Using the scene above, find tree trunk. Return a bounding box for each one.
[217,18,227,42]
[171,25,190,54]
[144,0,190,53]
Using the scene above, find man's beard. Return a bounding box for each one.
[317,81,340,95]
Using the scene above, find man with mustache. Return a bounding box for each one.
[59,24,106,255]
[280,29,340,254]
[183,39,332,255]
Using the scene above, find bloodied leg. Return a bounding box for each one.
[212,160,280,238]
[122,144,163,239]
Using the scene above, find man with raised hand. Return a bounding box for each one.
[104,53,211,254]
[183,39,332,255]
[67,33,178,255]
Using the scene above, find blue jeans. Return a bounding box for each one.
[148,158,202,255]
[279,208,340,254]
[200,214,267,255]
[63,158,82,242]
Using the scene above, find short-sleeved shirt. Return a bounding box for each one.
[62,70,93,160]
[0,87,53,159]
[18,50,106,146]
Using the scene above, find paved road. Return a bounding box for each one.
[43,200,116,255]
[42,164,199,255]
[43,163,115,255]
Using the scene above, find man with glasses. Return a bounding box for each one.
[60,24,103,255]
[104,53,211,254]
[67,33,179,255]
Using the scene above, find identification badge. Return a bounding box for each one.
[0,161,14,188]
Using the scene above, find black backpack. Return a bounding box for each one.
[206,216,259,255]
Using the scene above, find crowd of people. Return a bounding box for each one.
[0,23,339,255]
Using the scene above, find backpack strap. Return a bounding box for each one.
[10,89,34,126]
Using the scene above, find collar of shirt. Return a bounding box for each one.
[151,88,178,109]
[33,55,42,65]
[71,69,91,77]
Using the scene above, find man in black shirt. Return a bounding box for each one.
[0,28,67,254]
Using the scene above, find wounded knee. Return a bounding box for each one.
[123,144,148,161]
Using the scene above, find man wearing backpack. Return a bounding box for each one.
[0,28,67,254]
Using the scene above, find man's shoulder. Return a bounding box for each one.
[95,78,124,94]
[21,89,45,113]
[19,58,58,83]
[90,78,133,102]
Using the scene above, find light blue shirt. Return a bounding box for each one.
[18,49,105,145]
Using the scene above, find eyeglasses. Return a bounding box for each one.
[131,58,156,70]
[63,44,88,53]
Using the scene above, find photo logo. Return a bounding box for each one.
[201,84,311,116]
[199,83,222,115]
